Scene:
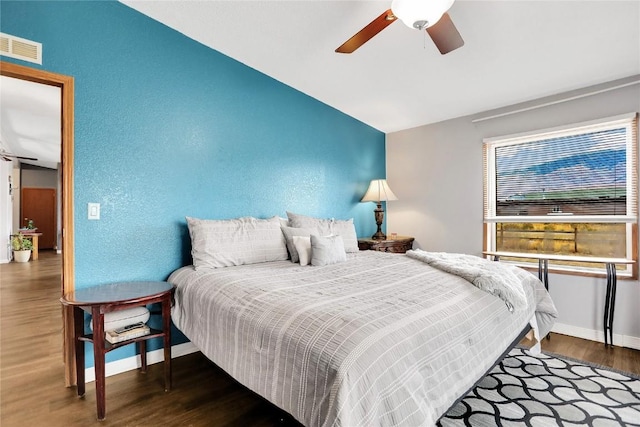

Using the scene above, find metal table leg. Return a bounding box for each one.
[537,259,551,340]
[603,263,617,347]
[538,259,549,291]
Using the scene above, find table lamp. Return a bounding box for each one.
[361,179,398,239]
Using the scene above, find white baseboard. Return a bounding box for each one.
[84,341,199,383]
[552,322,640,350]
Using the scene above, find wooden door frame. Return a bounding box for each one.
[1,61,76,386]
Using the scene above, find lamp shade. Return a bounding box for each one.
[361,179,398,203]
[391,0,455,30]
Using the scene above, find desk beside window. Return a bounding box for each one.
[483,251,634,347]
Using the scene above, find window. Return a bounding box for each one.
[483,113,638,276]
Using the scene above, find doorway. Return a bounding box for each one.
[0,61,75,385]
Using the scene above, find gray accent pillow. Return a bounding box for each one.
[186,216,288,269]
[286,211,358,253]
[310,235,347,266]
[281,226,315,263]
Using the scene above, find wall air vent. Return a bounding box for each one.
[0,33,42,65]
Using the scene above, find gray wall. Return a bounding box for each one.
[386,76,640,349]
[21,166,57,189]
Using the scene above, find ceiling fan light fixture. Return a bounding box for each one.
[391,0,455,30]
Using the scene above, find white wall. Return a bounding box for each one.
[0,161,13,263]
[386,76,640,349]
[56,164,62,253]
[11,165,20,233]
[21,166,57,189]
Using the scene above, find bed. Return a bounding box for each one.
[168,214,557,427]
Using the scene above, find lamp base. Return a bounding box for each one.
[372,203,386,240]
[371,231,387,240]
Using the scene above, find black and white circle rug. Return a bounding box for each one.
[438,347,640,426]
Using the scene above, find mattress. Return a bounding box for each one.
[169,250,556,426]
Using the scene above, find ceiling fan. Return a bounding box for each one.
[0,150,38,162]
[336,0,464,55]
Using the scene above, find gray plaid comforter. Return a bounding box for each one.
[169,251,556,427]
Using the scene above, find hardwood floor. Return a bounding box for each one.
[541,330,640,376]
[1,252,638,426]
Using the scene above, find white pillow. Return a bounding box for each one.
[277,216,289,228]
[293,235,312,266]
[90,306,150,332]
[286,212,358,253]
[310,235,347,266]
[186,216,288,269]
[281,226,314,263]
[331,220,359,253]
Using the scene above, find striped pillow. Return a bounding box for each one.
[186,216,288,269]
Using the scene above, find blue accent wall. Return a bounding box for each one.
[1,1,385,366]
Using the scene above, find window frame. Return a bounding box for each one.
[483,113,638,278]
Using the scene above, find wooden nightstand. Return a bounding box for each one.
[61,281,174,420]
[358,236,415,253]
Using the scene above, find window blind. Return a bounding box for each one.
[484,113,638,223]
[483,113,637,275]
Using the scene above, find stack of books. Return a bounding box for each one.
[105,322,150,344]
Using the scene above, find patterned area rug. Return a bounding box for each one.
[438,347,640,426]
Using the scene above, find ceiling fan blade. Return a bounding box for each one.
[0,153,39,161]
[426,12,464,55]
[336,9,397,54]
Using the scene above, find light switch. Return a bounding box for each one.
[88,203,100,220]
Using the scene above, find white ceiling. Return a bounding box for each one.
[1,1,638,166]
[0,76,61,169]
[122,0,640,133]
